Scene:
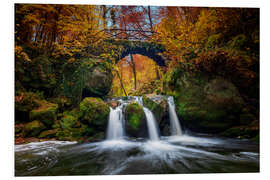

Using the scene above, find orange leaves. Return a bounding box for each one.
[111,54,161,96]
[15,46,31,62]
[15,93,24,103]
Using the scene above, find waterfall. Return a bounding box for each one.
[106,105,124,140]
[135,96,143,106]
[143,107,160,141]
[134,96,160,141]
[168,96,183,136]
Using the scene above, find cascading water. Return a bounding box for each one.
[143,107,160,141]
[168,96,183,136]
[106,105,124,140]
[134,96,160,141]
[15,95,259,175]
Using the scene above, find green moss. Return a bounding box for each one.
[15,91,43,112]
[125,102,144,130]
[142,95,167,123]
[50,97,71,112]
[164,71,246,133]
[220,126,258,139]
[86,132,105,142]
[22,120,46,137]
[60,114,78,129]
[39,129,57,138]
[251,134,259,143]
[29,101,58,127]
[79,97,110,127]
[55,109,96,141]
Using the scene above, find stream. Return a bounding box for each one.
[15,96,259,176]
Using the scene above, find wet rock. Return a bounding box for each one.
[86,132,105,142]
[79,97,110,129]
[142,95,169,136]
[29,102,58,128]
[22,120,46,137]
[15,92,43,122]
[165,71,246,133]
[39,129,57,138]
[107,100,119,109]
[82,66,113,98]
[125,102,148,138]
[220,121,259,139]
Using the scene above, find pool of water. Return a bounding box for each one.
[15,134,259,176]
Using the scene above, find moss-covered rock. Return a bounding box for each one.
[252,134,259,143]
[125,102,147,138]
[85,132,106,142]
[22,120,46,137]
[50,97,72,112]
[82,65,113,98]
[15,92,42,112]
[142,95,168,124]
[29,101,58,127]
[15,124,24,134]
[165,70,246,133]
[55,109,94,141]
[39,129,57,138]
[220,120,259,139]
[239,108,255,125]
[142,95,169,136]
[79,97,110,128]
[220,126,258,139]
[15,91,44,122]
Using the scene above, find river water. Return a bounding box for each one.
[15,96,259,175]
[15,134,259,176]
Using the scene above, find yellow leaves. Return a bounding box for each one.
[68,58,76,64]
[15,46,31,62]
[24,14,41,24]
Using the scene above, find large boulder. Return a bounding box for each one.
[165,71,246,133]
[22,120,46,137]
[29,101,58,128]
[82,66,113,97]
[125,102,148,138]
[142,95,169,136]
[79,97,110,130]
[55,110,94,141]
[39,129,58,138]
[220,120,259,139]
[15,92,42,122]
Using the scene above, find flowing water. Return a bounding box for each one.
[107,106,124,140]
[15,135,259,175]
[143,107,160,141]
[15,96,259,176]
[168,96,183,136]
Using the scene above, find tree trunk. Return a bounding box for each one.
[147,6,153,31]
[129,54,137,90]
[115,69,127,96]
[155,66,160,80]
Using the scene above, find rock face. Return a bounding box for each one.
[22,120,46,137]
[107,100,119,109]
[39,129,57,138]
[15,92,42,122]
[220,120,259,139]
[29,102,58,128]
[142,95,169,136]
[56,110,94,141]
[125,102,148,138]
[82,66,113,97]
[165,71,247,133]
[79,97,110,130]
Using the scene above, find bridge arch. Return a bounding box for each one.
[108,40,166,66]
